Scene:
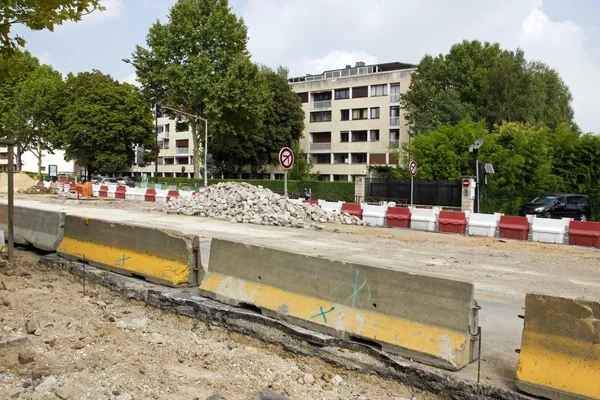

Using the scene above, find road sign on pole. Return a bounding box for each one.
[409,160,417,207]
[279,147,294,198]
[462,178,470,188]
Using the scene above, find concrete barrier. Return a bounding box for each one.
[0,205,66,251]
[57,216,202,287]
[516,293,600,400]
[362,204,386,226]
[531,217,565,244]
[319,200,343,214]
[199,239,480,371]
[410,208,437,231]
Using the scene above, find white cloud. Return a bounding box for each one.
[239,0,599,132]
[56,0,124,30]
[516,3,600,133]
[122,72,140,87]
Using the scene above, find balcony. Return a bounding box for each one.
[390,117,400,126]
[390,93,400,103]
[176,147,189,155]
[310,142,331,152]
[311,100,332,110]
[163,130,169,138]
[389,140,400,148]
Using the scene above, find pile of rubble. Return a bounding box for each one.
[162,182,364,228]
[17,185,57,195]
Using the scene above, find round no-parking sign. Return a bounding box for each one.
[279,147,294,170]
[409,160,418,177]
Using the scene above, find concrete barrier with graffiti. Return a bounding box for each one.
[199,239,480,370]
[57,215,202,287]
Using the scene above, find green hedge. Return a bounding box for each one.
[151,178,355,202]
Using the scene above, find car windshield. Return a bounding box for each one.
[530,195,555,205]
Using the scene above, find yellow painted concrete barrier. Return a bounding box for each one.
[57,216,202,287]
[199,239,480,370]
[516,293,600,400]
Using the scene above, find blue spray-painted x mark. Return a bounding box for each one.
[311,306,335,323]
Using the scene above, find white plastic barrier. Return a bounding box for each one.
[134,188,146,202]
[106,185,117,199]
[468,213,497,237]
[43,181,52,189]
[125,187,139,201]
[155,189,168,203]
[319,200,343,214]
[180,190,194,199]
[92,184,101,197]
[362,204,387,226]
[531,217,566,244]
[410,208,437,231]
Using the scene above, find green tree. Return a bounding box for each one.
[401,40,574,134]
[288,141,313,181]
[132,0,269,178]
[56,71,154,176]
[0,0,103,78]
[260,66,305,166]
[3,64,64,174]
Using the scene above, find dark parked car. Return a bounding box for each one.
[519,194,591,221]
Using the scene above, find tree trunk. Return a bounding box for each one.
[191,121,201,179]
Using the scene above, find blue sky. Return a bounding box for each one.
[13,0,600,133]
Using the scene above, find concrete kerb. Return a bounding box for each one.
[39,254,526,400]
[199,239,480,371]
[0,205,66,252]
[57,215,203,287]
[516,293,600,400]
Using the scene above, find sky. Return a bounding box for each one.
[13,0,600,133]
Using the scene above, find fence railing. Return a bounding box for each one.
[365,178,462,207]
[310,142,332,151]
[390,93,400,103]
[312,100,332,110]
[176,147,189,154]
[390,117,400,126]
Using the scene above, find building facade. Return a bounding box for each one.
[287,61,415,182]
[134,117,199,179]
[0,147,78,176]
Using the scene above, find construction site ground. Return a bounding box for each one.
[3,194,600,395]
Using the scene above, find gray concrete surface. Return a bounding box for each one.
[5,196,600,391]
[202,239,478,370]
[59,215,203,287]
[0,204,65,251]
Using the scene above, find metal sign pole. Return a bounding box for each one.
[475,156,480,213]
[1,139,16,263]
[410,175,414,208]
[284,170,288,199]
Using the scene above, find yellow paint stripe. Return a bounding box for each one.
[517,332,600,399]
[57,237,190,286]
[200,273,469,367]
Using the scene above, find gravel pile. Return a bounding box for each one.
[162,182,363,228]
[18,185,57,194]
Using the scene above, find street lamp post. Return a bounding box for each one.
[122,58,159,184]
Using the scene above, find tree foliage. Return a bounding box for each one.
[401,40,574,134]
[133,0,272,177]
[288,141,314,181]
[394,117,600,196]
[3,64,64,173]
[0,0,103,79]
[56,71,154,176]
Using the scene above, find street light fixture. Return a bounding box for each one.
[122,58,160,184]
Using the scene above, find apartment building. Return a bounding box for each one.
[287,61,415,182]
[0,147,77,175]
[136,117,198,179]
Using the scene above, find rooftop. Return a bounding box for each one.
[288,61,416,84]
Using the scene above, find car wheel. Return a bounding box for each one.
[543,211,552,219]
[580,213,587,222]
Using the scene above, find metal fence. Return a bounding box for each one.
[364,178,462,208]
[480,189,600,221]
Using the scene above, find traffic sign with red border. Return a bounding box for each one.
[409,160,418,177]
[279,147,294,170]
[462,178,470,188]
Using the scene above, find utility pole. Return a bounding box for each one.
[1,138,16,263]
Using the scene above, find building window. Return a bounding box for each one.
[298,92,309,103]
[390,84,400,102]
[176,121,189,132]
[370,107,380,119]
[312,154,331,164]
[340,109,349,121]
[351,153,368,164]
[352,108,368,120]
[352,86,368,98]
[313,92,332,102]
[156,125,164,134]
[164,157,174,165]
[335,88,350,100]
[352,131,368,142]
[163,139,170,149]
[310,111,332,122]
[333,174,348,181]
[340,131,349,142]
[333,154,347,164]
[371,84,387,97]
[369,153,386,164]
[370,130,380,141]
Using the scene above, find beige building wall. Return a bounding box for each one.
[268,63,414,182]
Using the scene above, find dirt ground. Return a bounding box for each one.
[0,251,440,400]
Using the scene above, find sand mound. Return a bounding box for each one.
[0,173,37,193]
